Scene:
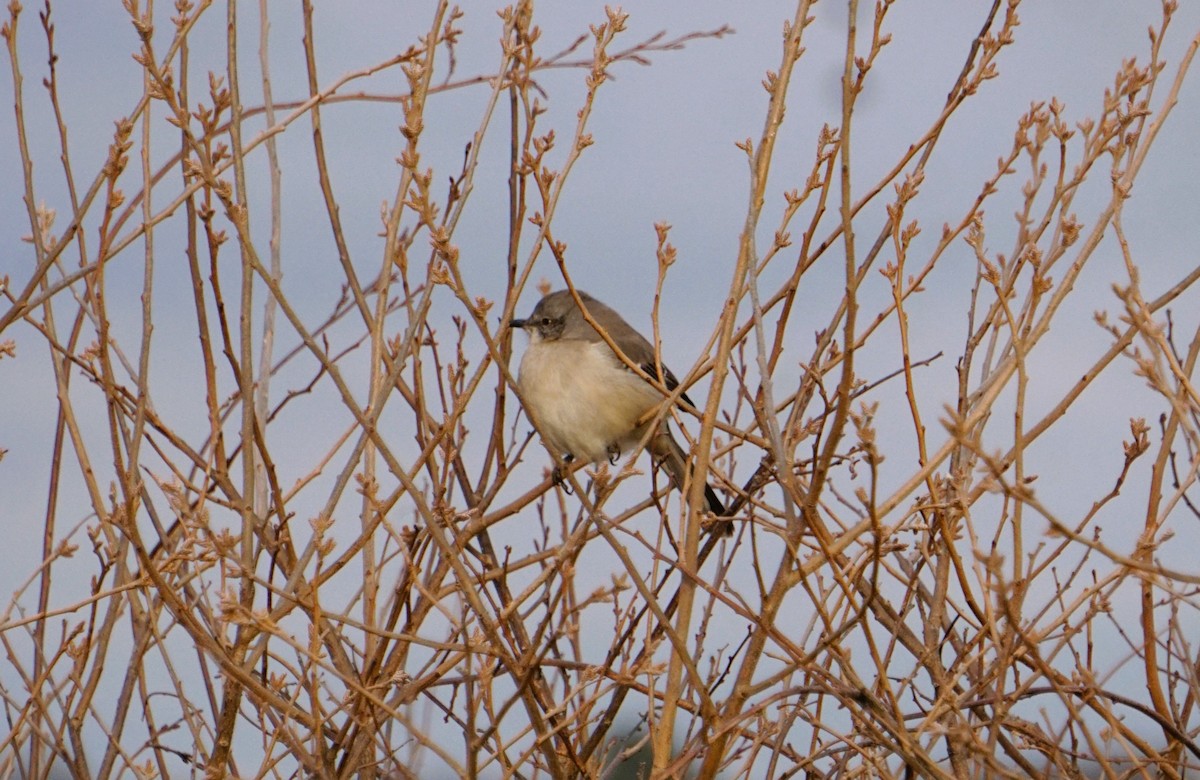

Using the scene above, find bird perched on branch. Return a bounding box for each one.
[510,289,731,536]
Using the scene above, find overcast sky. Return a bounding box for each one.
[5,1,1196,556]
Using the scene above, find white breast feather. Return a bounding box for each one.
[519,339,661,463]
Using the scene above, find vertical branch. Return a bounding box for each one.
[690,3,814,775]
[210,0,257,772]
[255,0,281,526]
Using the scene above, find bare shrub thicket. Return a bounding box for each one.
[3,1,1200,777]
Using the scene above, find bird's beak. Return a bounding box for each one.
[509,317,528,329]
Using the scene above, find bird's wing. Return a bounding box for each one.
[637,359,698,408]
[574,295,697,407]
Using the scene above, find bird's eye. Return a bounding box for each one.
[541,317,553,326]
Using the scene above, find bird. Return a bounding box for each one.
[510,289,731,536]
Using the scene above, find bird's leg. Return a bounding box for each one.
[606,443,621,466]
[553,455,575,494]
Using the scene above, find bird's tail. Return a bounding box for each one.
[650,429,733,537]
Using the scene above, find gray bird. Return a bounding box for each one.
[510,289,731,535]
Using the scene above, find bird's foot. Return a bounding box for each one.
[552,456,575,494]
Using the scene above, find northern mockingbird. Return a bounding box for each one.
[511,289,731,536]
